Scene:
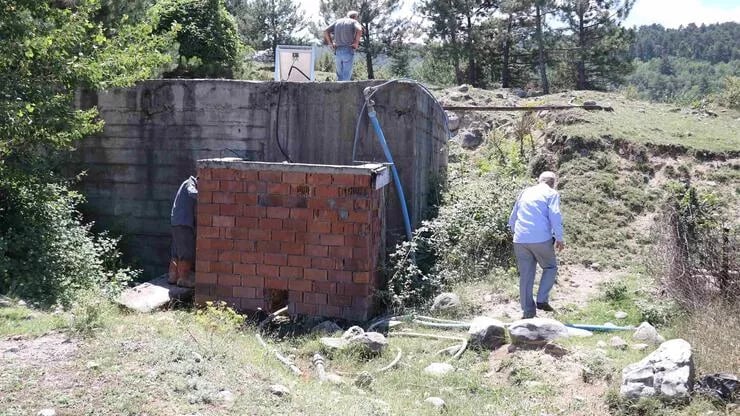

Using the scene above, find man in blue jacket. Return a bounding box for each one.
[169,176,198,288]
[508,171,565,319]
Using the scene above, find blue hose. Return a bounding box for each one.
[565,323,635,332]
[367,109,413,241]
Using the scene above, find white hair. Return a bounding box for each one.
[538,171,557,185]
[347,10,359,18]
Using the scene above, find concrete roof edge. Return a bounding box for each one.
[196,158,387,175]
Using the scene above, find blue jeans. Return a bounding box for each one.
[335,46,355,81]
[514,240,558,318]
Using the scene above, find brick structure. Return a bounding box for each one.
[194,159,390,321]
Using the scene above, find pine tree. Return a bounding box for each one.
[558,0,635,90]
[229,0,306,54]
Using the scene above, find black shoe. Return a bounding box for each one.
[536,302,555,312]
[521,314,536,319]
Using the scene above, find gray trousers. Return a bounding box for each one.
[171,225,195,261]
[514,240,558,318]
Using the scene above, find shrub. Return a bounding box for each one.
[647,182,739,310]
[0,175,137,307]
[386,172,525,307]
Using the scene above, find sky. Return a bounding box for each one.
[296,0,740,28]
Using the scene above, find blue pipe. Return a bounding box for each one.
[565,323,635,332]
[367,109,413,241]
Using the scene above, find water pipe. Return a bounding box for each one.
[565,323,635,332]
[365,87,413,241]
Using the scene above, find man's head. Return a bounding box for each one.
[347,10,359,20]
[538,171,557,188]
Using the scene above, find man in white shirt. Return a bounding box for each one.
[508,171,565,319]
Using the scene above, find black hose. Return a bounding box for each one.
[275,82,293,163]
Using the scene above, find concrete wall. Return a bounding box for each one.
[70,80,448,277]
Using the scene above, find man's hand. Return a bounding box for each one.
[351,42,359,50]
[555,240,565,252]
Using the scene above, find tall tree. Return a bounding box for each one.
[320,0,402,79]
[532,0,551,93]
[558,0,635,90]
[229,0,306,53]
[420,0,498,86]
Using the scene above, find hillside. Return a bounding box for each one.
[2,88,739,416]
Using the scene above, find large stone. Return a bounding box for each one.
[446,112,460,131]
[269,384,290,397]
[459,129,484,150]
[509,318,569,346]
[321,326,387,354]
[311,320,342,336]
[431,292,461,312]
[610,336,628,350]
[117,275,193,313]
[633,322,665,345]
[467,317,506,350]
[424,362,454,376]
[620,339,694,401]
[424,396,446,410]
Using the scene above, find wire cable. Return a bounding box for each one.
[274,82,293,163]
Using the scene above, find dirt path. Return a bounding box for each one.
[473,264,623,320]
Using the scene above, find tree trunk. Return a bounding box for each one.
[535,2,549,94]
[363,24,374,79]
[576,7,587,89]
[501,14,512,87]
[465,12,476,85]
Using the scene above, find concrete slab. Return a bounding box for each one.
[117,275,193,313]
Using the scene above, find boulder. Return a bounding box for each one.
[633,322,665,345]
[614,311,628,320]
[459,129,484,150]
[620,339,694,401]
[269,384,290,397]
[311,320,342,336]
[467,317,506,350]
[509,318,569,346]
[458,84,470,93]
[431,292,461,312]
[631,343,650,351]
[610,336,628,350]
[424,362,454,376]
[321,326,387,354]
[424,397,446,410]
[445,112,461,131]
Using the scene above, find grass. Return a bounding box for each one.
[545,91,740,154]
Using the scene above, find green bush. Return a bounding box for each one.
[386,172,524,307]
[152,0,243,78]
[0,175,137,307]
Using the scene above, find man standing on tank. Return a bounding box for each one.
[323,10,363,81]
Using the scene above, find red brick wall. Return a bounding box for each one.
[194,161,387,321]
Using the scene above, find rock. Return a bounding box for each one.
[431,292,461,312]
[0,296,11,307]
[449,93,465,102]
[509,318,569,346]
[620,339,694,401]
[192,352,203,363]
[269,384,290,397]
[17,300,26,307]
[596,341,607,348]
[614,311,628,320]
[349,332,388,354]
[458,84,470,93]
[459,129,484,150]
[590,262,602,271]
[467,317,506,350]
[633,322,665,345]
[566,327,593,338]
[37,410,56,416]
[495,93,505,99]
[311,320,342,336]
[610,336,628,350]
[445,112,460,131]
[583,100,597,106]
[342,326,365,340]
[322,327,387,354]
[424,396,446,410]
[216,390,234,403]
[543,342,569,358]
[424,362,454,376]
[354,371,373,388]
[325,373,345,385]
[5,346,20,353]
[85,361,100,369]
[631,343,650,351]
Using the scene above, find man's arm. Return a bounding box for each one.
[548,193,565,250]
[323,24,335,49]
[352,23,363,49]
